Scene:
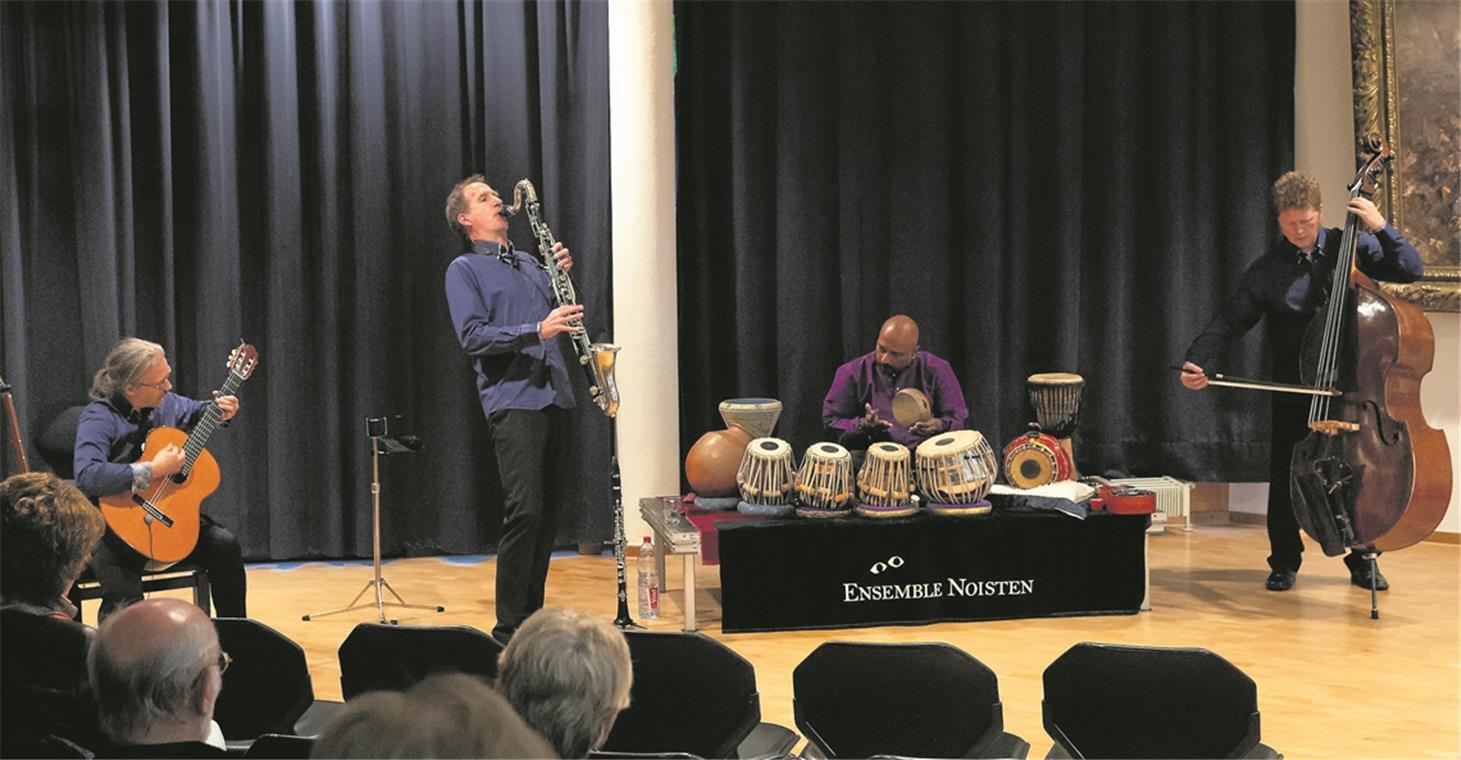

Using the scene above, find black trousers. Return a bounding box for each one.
[1267,399,1371,574]
[88,513,247,621]
[486,405,570,642]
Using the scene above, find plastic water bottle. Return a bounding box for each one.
[637,536,660,620]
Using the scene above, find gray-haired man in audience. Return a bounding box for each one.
[497,607,633,758]
[87,598,229,757]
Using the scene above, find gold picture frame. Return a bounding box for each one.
[1350,0,1460,312]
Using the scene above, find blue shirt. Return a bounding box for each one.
[444,240,575,415]
[1185,225,1423,383]
[73,392,211,499]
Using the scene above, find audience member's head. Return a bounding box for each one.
[496,607,633,758]
[311,672,556,758]
[87,598,224,746]
[1,471,105,610]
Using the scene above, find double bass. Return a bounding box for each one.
[1287,137,1451,561]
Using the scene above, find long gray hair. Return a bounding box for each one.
[90,338,165,400]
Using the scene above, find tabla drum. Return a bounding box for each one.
[914,430,997,515]
[1002,429,1074,489]
[736,437,796,517]
[856,442,916,518]
[1027,372,1085,439]
[794,442,854,518]
[891,388,932,428]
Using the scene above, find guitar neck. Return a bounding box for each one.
[180,371,246,476]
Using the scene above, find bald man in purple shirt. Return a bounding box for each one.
[823,315,969,450]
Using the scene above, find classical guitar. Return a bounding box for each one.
[100,343,258,569]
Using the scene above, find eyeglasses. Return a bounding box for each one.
[133,376,172,391]
[217,650,232,675]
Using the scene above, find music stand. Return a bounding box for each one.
[303,417,444,624]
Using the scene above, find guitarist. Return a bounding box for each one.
[73,338,247,622]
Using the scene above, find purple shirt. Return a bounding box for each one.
[444,240,575,415]
[822,351,968,448]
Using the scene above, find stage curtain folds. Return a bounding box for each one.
[0,0,614,560]
[674,0,1295,483]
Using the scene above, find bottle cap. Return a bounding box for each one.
[643,535,651,541]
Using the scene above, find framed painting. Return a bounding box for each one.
[1351,0,1460,311]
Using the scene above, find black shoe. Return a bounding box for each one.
[1265,570,1296,591]
[1349,565,1389,591]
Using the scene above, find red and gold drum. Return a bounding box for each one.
[1001,429,1074,489]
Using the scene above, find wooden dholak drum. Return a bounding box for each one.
[856,442,916,518]
[891,388,932,428]
[795,442,854,518]
[1001,429,1074,489]
[914,430,997,515]
[1027,372,1085,439]
[736,437,796,516]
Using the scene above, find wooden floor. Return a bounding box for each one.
[85,522,1460,758]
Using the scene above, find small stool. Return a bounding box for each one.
[68,564,212,620]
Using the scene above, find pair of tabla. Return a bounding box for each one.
[736,438,857,518]
[856,431,1001,517]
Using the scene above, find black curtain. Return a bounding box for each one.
[675,0,1294,483]
[0,0,614,560]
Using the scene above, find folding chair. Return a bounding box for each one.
[213,618,342,744]
[793,641,1028,759]
[1042,642,1281,759]
[600,631,798,760]
[337,622,502,699]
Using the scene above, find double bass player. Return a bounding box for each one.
[1181,170,1423,592]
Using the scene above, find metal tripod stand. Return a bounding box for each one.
[303,424,443,625]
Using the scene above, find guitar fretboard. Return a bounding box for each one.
[179,370,247,477]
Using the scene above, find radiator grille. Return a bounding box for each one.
[1112,476,1193,532]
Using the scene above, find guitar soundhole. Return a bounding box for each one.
[170,473,187,485]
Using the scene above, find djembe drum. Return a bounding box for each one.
[1027,372,1084,475]
[856,442,916,518]
[794,442,854,518]
[1002,426,1075,489]
[914,430,998,516]
[736,437,796,517]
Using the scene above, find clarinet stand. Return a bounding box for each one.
[303,419,443,625]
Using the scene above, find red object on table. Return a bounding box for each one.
[672,497,765,565]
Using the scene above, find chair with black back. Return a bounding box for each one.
[212,618,341,746]
[599,631,798,760]
[36,404,212,620]
[337,622,502,700]
[792,641,1029,759]
[1042,642,1281,759]
[0,607,105,757]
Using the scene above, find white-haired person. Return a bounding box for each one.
[87,598,230,757]
[496,607,633,758]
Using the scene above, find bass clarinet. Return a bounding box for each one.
[504,179,637,627]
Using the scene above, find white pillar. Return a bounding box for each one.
[609,0,679,547]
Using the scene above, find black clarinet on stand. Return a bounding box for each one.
[609,420,638,628]
[505,179,637,628]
